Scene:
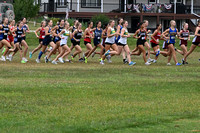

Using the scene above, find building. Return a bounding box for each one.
[38,0,200,32]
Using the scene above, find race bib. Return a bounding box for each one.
[184,38,188,40]
[14,38,17,41]
[18,35,21,38]
[42,36,45,38]
[171,36,175,39]
[97,37,101,40]
[141,37,145,40]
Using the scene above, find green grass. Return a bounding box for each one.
[0,33,200,133]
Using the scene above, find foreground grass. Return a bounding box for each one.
[0,33,200,132]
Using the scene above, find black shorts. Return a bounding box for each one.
[179,43,188,47]
[105,42,114,45]
[14,38,22,44]
[151,43,159,48]
[53,37,61,43]
[72,40,80,46]
[84,41,91,45]
[117,42,126,47]
[39,39,43,43]
[167,43,175,46]
[22,36,26,41]
[43,37,52,46]
[193,42,200,46]
[137,40,146,46]
[94,39,100,46]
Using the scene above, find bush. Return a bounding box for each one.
[91,14,109,27]
[13,0,39,21]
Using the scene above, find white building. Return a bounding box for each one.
[37,0,200,32]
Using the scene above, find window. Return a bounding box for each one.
[149,0,156,3]
[170,0,182,3]
[81,0,101,8]
[57,0,68,6]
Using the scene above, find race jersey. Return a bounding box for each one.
[192,26,200,43]
[84,30,93,42]
[150,31,161,44]
[116,24,123,43]
[119,28,128,44]
[138,29,147,41]
[39,27,45,39]
[74,30,82,42]
[94,28,102,43]
[14,27,24,43]
[60,29,70,45]
[2,24,9,40]
[167,28,177,44]
[105,27,116,44]
[180,30,189,45]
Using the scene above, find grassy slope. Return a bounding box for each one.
[0,32,199,133]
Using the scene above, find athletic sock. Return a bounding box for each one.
[38,51,43,59]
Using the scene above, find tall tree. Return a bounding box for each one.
[13,0,39,21]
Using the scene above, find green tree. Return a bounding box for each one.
[91,14,109,27]
[13,0,39,21]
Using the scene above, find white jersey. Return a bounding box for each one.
[60,29,70,46]
[119,28,128,45]
[105,27,115,44]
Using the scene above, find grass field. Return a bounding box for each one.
[0,32,200,133]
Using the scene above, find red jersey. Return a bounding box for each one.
[7,25,15,42]
[150,31,161,44]
[39,27,45,39]
[180,30,189,45]
[84,30,93,42]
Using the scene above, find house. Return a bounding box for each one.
[38,0,200,32]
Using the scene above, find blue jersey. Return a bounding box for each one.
[22,25,28,32]
[0,28,4,41]
[168,28,177,44]
[43,26,52,46]
[54,25,63,42]
[94,28,102,42]
[14,27,24,43]
[115,25,123,43]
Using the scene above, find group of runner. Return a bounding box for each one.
[0,17,200,66]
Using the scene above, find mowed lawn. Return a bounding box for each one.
[0,32,200,133]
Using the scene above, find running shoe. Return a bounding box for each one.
[36,58,40,63]
[182,59,185,65]
[147,58,154,63]
[92,52,95,57]
[100,60,104,65]
[145,62,151,65]
[153,60,157,63]
[129,62,136,66]
[176,62,182,66]
[8,55,13,62]
[79,58,84,62]
[0,56,6,61]
[21,60,26,64]
[52,60,58,64]
[167,63,171,66]
[45,56,48,63]
[58,57,64,63]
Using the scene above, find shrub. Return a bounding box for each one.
[91,14,110,27]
